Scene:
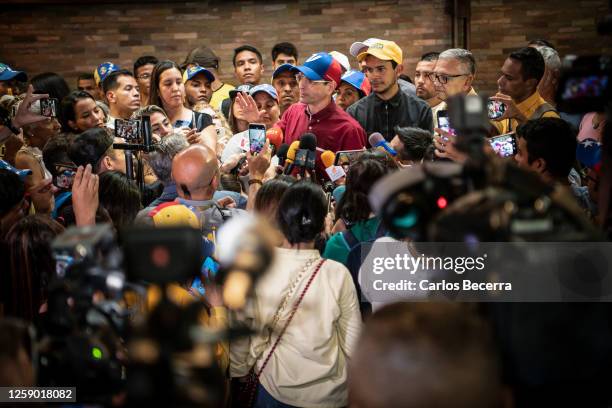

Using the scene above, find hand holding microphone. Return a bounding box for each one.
[369,132,397,156]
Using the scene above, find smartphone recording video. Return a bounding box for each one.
[40,98,59,118]
[487,100,506,120]
[489,133,517,158]
[436,110,456,136]
[248,123,266,154]
[53,163,78,189]
[115,119,141,140]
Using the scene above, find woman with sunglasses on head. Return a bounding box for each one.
[148,60,217,153]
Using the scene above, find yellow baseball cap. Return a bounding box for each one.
[149,202,200,229]
[357,40,403,65]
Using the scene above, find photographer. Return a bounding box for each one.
[515,117,591,211]
[230,181,361,408]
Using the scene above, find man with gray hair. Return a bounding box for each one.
[135,133,189,222]
[431,48,478,124]
[530,45,561,106]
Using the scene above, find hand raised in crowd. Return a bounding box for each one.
[433,128,468,164]
[247,139,272,181]
[72,164,99,226]
[181,127,202,145]
[235,92,262,123]
[490,93,527,123]
[220,152,247,174]
[12,84,50,129]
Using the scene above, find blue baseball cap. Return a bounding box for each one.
[272,63,295,80]
[183,65,215,84]
[229,84,254,99]
[0,63,27,82]
[249,84,278,100]
[94,62,119,86]
[292,52,342,88]
[340,70,372,97]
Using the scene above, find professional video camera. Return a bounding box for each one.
[370,93,602,243]
[35,216,276,406]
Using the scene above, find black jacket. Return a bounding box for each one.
[347,87,433,142]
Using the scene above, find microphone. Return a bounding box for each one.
[275,143,289,167]
[321,150,346,182]
[369,132,397,156]
[283,140,301,175]
[295,133,317,177]
[266,127,283,154]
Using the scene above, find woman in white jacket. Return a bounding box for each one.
[230,181,362,408]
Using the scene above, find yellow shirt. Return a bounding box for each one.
[210,83,235,111]
[491,91,559,134]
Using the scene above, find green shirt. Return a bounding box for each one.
[323,217,382,266]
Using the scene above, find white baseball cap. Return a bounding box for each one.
[329,51,351,72]
[349,38,384,57]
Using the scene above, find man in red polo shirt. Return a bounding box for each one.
[235,52,366,178]
[277,52,366,153]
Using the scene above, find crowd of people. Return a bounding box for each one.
[0,31,610,408]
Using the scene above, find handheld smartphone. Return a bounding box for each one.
[40,98,59,118]
[294,149,309,167]
[174,119,191,129]
[53,162,78,189]
[248,123,266,154]
[489,133,517,158]
[115,119,141,140]
[436,110,455,136]
[487,100,506,120]
[334,149,366,166]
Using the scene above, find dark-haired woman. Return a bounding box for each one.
[2,215,64,321]
[230,181,361,408]
[98,171,142,229]
[59,90,105,134]
[148,60,217,153]
[30,72,70,103]
[324,158,390,265]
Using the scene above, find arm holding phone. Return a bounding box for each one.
[246,140,271,212]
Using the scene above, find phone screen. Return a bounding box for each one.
[334,149,365,166]
[487,100,506,119]
[249,124,266,154]
[436,111,455,135]
[115,119,141,140]
[40,98,58,118]
[489,133,517,158]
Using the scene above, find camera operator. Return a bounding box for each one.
[2,214,64,321]
[162,144,245,239]
[349,303,510,408]
[514,117,592,211]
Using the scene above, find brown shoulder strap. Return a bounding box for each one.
[530,102,557,120]
[255,259,326,378]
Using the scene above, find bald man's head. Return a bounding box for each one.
[172,145,219,200]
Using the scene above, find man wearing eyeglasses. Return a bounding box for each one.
[431,48,478,124]
[134,56,158,107]
[272,52,366,178]
[346,39,433,142]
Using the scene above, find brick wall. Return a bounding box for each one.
[0,0,451,89]
[471,0,612,94]
[0,0,609,96]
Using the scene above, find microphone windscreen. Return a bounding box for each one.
[321,150,336,168]
[299,132,317,151]
[266,127,283,151]
[286,140,300,163]
[368,132,385,147]
[276,143,289,163]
